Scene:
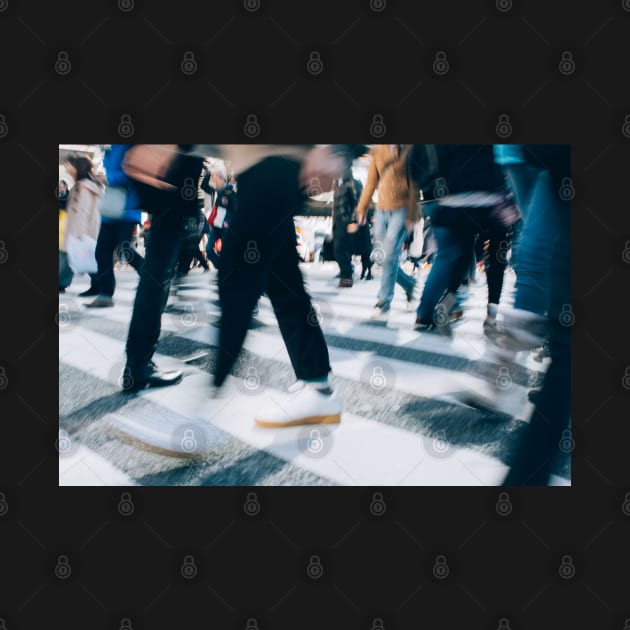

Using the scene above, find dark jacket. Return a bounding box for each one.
[102,145,143,224]
[408,144,505,199]
[520,144,571,193]
[333,177,363,227]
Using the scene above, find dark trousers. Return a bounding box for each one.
[333,224,353,279]
[177,243,209,274]
[483,228,511,305]
[93,221,144,297]
[125,209,186,366]
[503,331,570,485]
[360,254,372,277]
[214,157,331,387]
[205,228,223,269]
[59,251,74,289]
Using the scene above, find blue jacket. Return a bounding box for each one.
[102,144,142,224]
[493,144,525,165]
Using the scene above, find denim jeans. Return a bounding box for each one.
[501,155,571,485]
[416,225,476,323]
[503,164,570,317]
[373,208,415,306]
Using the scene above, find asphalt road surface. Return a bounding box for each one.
[58,258,570,486]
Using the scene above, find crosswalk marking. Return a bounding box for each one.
[59,263,568,486]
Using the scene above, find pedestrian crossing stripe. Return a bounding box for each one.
[59,266,568,486]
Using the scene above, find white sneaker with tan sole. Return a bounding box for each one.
[254,381,342,428]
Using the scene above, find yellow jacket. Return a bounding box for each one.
[356,144,418,221]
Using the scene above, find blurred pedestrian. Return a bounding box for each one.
[83,144,145,308]
[59,155,104,293]
[355,144,419,319]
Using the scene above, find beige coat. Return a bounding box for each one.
[61,178,103,252]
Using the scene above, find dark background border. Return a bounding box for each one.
[1,1,630,628]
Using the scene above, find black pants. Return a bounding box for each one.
[125,208,186,366]
[93,221,144,297]
[484,228,510,305]
[214,157,331,387]
[333,224,353,279]
[177,243,209,274]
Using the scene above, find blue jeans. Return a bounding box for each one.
[373,208,415,306]
[503,164,570,318]
[416,224,476,323]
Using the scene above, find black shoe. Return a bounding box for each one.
[79,288,99,297]
[121,361,183,392]
[527,387,543,405]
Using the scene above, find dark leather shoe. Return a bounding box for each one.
[79,288,99,297]
[121,361,183,392]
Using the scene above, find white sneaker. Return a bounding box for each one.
[254,381,342,428]
[492,307,548,352]
[370,301,390,320]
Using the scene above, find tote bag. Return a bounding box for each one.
[66,233,98,274]
[99,185,127,219]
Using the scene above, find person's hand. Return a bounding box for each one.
[299,146,346,194]
[346,222,359,234]
[357,213,367,226]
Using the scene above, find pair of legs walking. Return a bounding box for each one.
[372,208,415,314]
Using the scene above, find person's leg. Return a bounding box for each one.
[192,246,209,270]
[502,331,570,485]
[59,250,74,290]
[206,228,221,269]
[214,157,302,388]
[125,208,185,373]
[416,225,470,324]
[117,222,144,275]
[92,223,117,298]
[334,225,353,280]
[267,225,332,381]
[376,208,411,307]
[485,228,510,306]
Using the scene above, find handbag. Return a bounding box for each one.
[122,145,203,214]
[66,233,98,274]
[99,185,127,219]
[489,193,521,230]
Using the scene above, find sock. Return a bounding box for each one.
[303,375,333,395]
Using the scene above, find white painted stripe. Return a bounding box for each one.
[59,444,136,486]
[60,328,510,486]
